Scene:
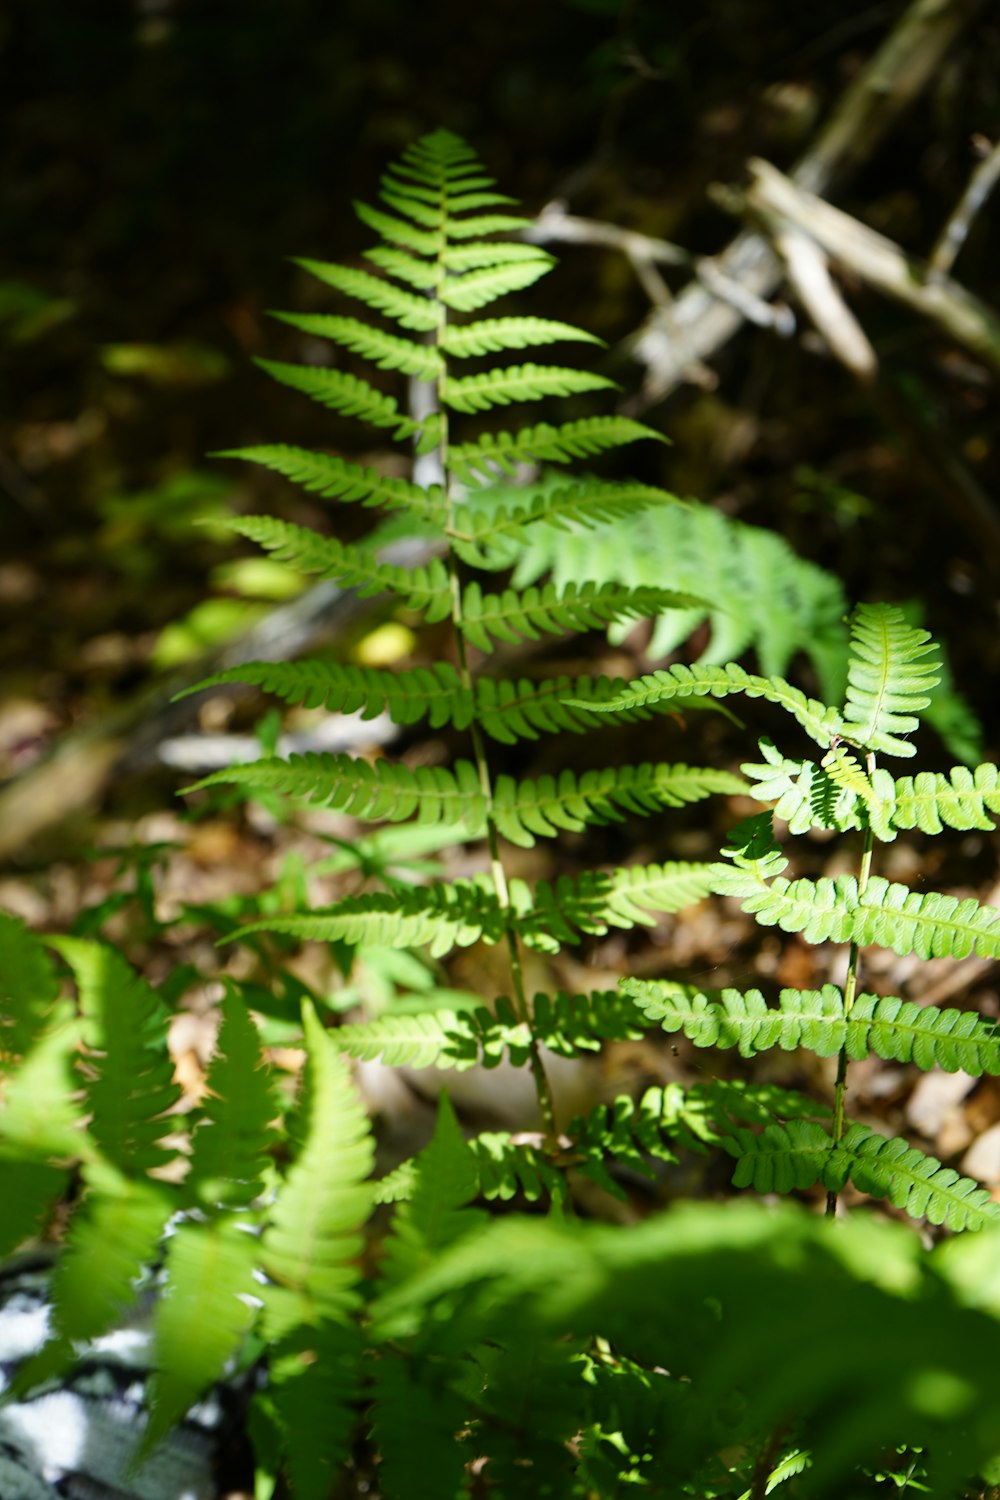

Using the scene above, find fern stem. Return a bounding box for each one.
[432,258,558,1144]
[826,752,877,1217]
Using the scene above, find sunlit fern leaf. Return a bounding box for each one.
[332,1010,486,1071]
[380,1095,483,1293]
[0,913,60,1070]
[440,317,602,358]
[260,1003,374,1331]
[742,739,862,834]
[438,260,558,309]
[440,240,553,271]
[473,672,689,744]
[254,359,417,436]
[223,515,451,616]
[373,1158,418,1205]
[442,362,616,413]
[186,986,279,1209]
[627,980,1000,1074]
[291,259,440,331]
[820,745,896,841]
[570,662,845,749]
[491,763,749,847]
[0,1016,84,1161]
[183,659,474,730]
[143,1220,258,1457]
[363,244,439,290]
[450,481,683,564]
[50,938,181,1174]
[727,1119,835,1195]
[447,212,535,240]
[213,444,447,521]
[230,879,506,959]
[842,603,941,758]
[514,862,720,951]
[887,763,1000,835]
[469,1134,569,1205]
[353,200,442,256]
[187,753,488,831]
[269,312,443,380]
[829,1124,1000,1230]
[449,416,666,481]
[52,1166,173,1346]
[458,579,708,651]
[265,1321,364,1500]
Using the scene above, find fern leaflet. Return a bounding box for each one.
[842,603,940,757]
[270,312,443,380]
[214,444,447,520]
[292,257,440,331]
[442,362,616,413]
[254,359,417,436]
[449,417,665,480]
[441,317,601,358]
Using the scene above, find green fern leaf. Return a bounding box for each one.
[492,762,748,847]
[255,358,417,436]
[516,862,719,950]
[449,416,666,480]
[628,980,1000,1075]
[459,579,707,651]
[441,317,601,358]
[728,1118,835,1194]
[363,244,438,290]
[332,1009,486,1070]
[450,480,682,558]
[569,662,845,749]
[888,763,1000,835]
[439,258,556,310]
[842,602,941,757]
[187,987,279,1209]
[224,515,451,615]
[214,444,447,521]
[187,752,487,831]
[0,1016,85,1160]
[742,739,862,834]
[0,1160,68,1257]
[0,912,60,1069]
[231,879,506,959]
[292,258,440,330]
[442,361,615,413]
[53,1164,172,1343]
[820,744,896,841]
[354,199,442,255]
[830,1124,1000,1230]
[469,1133,570,1205]
[144,1220,259,1455]
[369,1355,470,1500]
[446,212,533,239]
[265,1321,364,1500]
[380,1094,483,1292]
[270,312,443,380]
[440,240,553,272]
[51,938,181,1174]
[260,1003,374,1330]
[473,672,687,744]
[184,659,474,731]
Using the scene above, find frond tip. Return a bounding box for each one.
[842,602,941,758]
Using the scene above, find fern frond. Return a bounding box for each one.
[184,659,474,731]
[187,752,487,831]
[743,739,862,834]
[473,672,681,744]
[51,938,181,1174]
[224,515,451,615]
[144,1220,258,1456]
[842,602,941,757]
[187,987,279,1209]
[0,1016,84,1160]
[214,444,447,521]
[491,762,748,847]
[449,416,666,480]
[292,258,440,331]
[379,1095,483,1292]
[469,1133,569,1204]
[353,199,442,256]
[441,317,601,358]
[516,862,720,950]
[888,763,1000,835]
[460,579,705,652]
[255,358,417,436]
[0,1160,68,1258]
[369,1355,469,1500]
[450,479,681,554]
[568,662,845,749]
[627,979,1000,1074]
[438,259,555,310]
[442,362,615,413]
[363,245,438,290]
[440,240,553,272]
[265,1321,364,1500]
[820,744,896,841]
[260,1003,374,1329]
[270,312,443,380]
[446,212,534,239]
[831,1124,1000,1230]
[230,878,505,959]
[0,912,60,1069]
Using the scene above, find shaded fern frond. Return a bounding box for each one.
[449,417,665,480]
[292,258,440,331]
[185,659,474,731]
[469,1134,569,1205]
[0,912,60,1070]
[569,662,845,749]
[450,479,681,557]
[472,673,689,744]
[459,579,706,651]
[265,1322,364,1500]
[842,603,941,758]
[379,1095,482,1292]
[255,359,416,436]
[51,938,180,1174]
[187,986,279,1209]
[225,515,451,616]
[442,362,616,413]
[270,312,443,380]
[515,862,719,951]
[441,317,601,358]
[214,445,447,522]
[627,979,1000,1074]
[188,752,487,831]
